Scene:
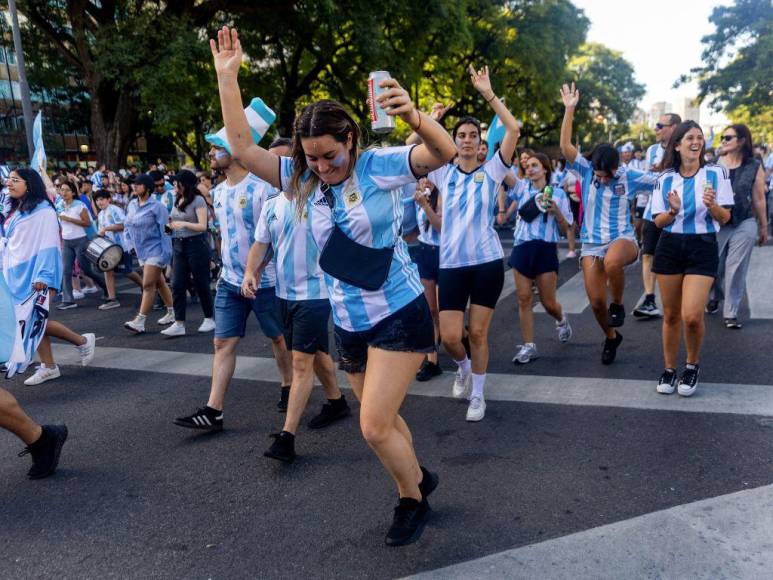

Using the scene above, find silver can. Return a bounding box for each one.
[368,71,396,134]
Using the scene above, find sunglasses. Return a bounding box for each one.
[721,135,737,142]
[655,123,673,130]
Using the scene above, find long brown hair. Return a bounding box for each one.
[724,123,754,163]
[662,121,705,173]
[289,100,360,220]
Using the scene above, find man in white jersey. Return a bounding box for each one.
[174,142,292,431]
[633,113,681,319]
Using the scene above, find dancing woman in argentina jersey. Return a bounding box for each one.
[428,65,520,423]
[650,121,733,397]
[212,27,456,547]
[559,83,656,365]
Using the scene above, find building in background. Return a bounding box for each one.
[675,97,701,124]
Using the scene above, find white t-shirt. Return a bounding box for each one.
[59,199,89,240]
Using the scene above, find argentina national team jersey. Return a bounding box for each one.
[255,192,327,301]
[568,156,656,244]
[645,143,665,172]
[415,199,441,246]
[509,183,573,245]
[650,165,734,234]
[430,152,510,268]
[279,146,423,332]
[213,173,276,289]
[97,205,128,249]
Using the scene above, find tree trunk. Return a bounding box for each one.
[89,86,135,169]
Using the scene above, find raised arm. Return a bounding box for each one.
[469,65,519,164]
[376,80,456,175]
[559,83,580,164]
[211,27,280,188]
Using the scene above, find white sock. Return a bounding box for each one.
[167,307,174,314]
[136,313,147,322]
[472,373,486,399]
[454,356,471,376]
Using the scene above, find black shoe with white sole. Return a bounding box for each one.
[677,365,700,397]
[656,368,677,394]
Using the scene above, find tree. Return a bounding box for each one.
[682,0,772,115]
[566,43,645,148]
[18,0,270,167]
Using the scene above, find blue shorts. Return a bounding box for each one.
[508,240,559,279]
[415,242,439,282]
[214,282,283,339]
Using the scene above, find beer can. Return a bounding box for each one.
[543,186,553,200]
[368,71,396,134]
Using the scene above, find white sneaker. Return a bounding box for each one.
[157,310,175,325]
[566,250,577,259]
[82,286,100,295]
[72,290,85,300]
[197,318,216,333]
[76,333,96,366]
[466,396,486,422]
[24,365,61,386]
[161,322,186,337]
[124,316,146,333]
[512,343,538,364]
[452,370,472,399]
[556,317,572,343]
[98,299,121,310]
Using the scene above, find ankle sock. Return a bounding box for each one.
[454,356,471,376]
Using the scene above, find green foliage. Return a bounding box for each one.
[567,43,645,147]
[684,0,772,115]
[728,104,773,145]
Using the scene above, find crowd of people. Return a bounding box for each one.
[1,25,772,548]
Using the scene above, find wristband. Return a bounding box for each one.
[485,93,497,103]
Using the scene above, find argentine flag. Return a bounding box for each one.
[486,112,505,160]
[206,98,276,154]
[31,111,46,174]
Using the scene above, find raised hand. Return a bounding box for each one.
[468,65,493,99]
[667,190,682,213]
[430,102,453,121]
[560,82,580,109]
[210,26,243,78]
[375,78,416,123]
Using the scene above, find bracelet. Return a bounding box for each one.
[485,93,497,103]
[498,211,506,214]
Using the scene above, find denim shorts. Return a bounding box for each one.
[214,281,284,339]
[581,236,637,259]
[415,242,440,282]
[334,294,435,374]
[138,255,168,268]
[279,298,331,354]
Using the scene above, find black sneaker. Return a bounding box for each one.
[173,406,223,431]
[656,368,677,395]
[724,318,743,329]
[18,424,68,480]
[607,303,625,327]
[419,466,439,499]
[307,395,351,429]
[277,385,290,413]
[264,431,296,463]
[677,365,700,397]
[633,297,661,318]
[601,331,623,365]
[385,497,430,547]
[705,300,719,314]
[416,360,443,382]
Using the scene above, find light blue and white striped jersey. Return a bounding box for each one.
[400,183,419,234]
[415,198,441,246]
[568,156,656,244]
[650,165,734,234]
[645,143,665,172]
[508,183,573,245]
[279,146,424,332]
[212,173,276,289]
[429,152,510,268]
[255,192,327,301]
[97,204,129,250]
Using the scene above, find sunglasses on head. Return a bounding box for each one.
[721,135,737,142]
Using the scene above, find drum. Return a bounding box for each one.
[85,236,124,272]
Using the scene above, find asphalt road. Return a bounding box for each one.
[2,240,773,579]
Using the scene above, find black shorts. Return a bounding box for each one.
[415,242,440,282]
[407,243,421,264]
[278,298,331,354]
[333,294,435,374]
[652,231,719,278]
[570,199,581,225]
[642,219,662,256]
[508,240,559,280]
[438,259,504,311]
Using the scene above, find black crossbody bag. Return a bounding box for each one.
[517,194,542,222]
[317,184,394,291]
